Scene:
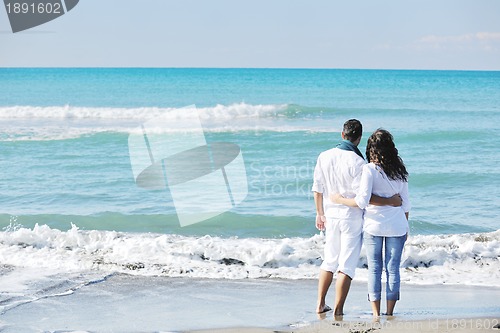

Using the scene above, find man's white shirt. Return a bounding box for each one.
[311,147,365,220]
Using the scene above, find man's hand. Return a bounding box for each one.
[315,214,326,231]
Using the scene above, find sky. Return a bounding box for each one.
[1,0,500,70]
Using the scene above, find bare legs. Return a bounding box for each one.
[334,271,351,315]
[316,270,352,315]
[386,300,397,316]
[371,300,397,317]
[370,300,381,317]
[316,269,333,313]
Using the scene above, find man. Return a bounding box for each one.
[312,119,400,315]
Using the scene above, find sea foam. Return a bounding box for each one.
[0,224,498,287]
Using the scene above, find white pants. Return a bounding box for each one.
[320,217,363,279]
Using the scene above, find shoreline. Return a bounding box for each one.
[0,274,499,332]
[189,317,500,333]
[287,316,500,333]
[189,311,500,333]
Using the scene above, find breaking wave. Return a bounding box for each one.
[1,224,498,286]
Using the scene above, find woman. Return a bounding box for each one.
[332,129,410,317]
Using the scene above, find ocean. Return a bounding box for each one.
[0,68,499,326]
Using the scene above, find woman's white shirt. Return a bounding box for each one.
[355,163,410,237]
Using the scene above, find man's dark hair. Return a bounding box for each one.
[343,119,362,142]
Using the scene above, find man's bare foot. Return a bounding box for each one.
[316,304,332,313]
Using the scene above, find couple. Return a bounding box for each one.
[312,119,410,317]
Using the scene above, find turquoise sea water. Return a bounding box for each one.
[0,68,499,286]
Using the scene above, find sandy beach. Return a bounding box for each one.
[0,273,498,332]
[193,318,500,333]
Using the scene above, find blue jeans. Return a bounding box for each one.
[363,232,406,302]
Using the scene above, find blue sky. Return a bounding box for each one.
[1,0,500,69]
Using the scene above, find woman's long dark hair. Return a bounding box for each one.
[366,129,408,181]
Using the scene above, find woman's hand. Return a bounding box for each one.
[388,194,402,207]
